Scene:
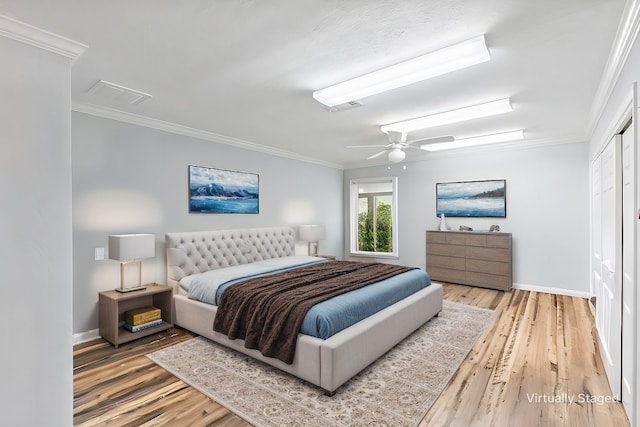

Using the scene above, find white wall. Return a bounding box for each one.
[344,141,590,296]
[0,36,74,425]
[72,112,344,334]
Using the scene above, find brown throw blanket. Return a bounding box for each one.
[213,260,415,364]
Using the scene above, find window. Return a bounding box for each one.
[350,177,398,258]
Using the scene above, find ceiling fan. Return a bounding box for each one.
[347,131,454,162]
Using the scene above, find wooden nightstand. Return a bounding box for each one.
[99,284,173,347]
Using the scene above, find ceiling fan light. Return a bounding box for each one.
[388,149,406,163]
[381,98,512,134]
[313,35,490,107]
[421,130,524,151]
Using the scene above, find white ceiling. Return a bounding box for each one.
[0,0,628,168]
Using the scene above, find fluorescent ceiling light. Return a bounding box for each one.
[381,98,512,134]
[313,35,490,107]
[420,130,524,151]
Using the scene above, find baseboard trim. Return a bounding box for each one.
[73,328,100,345]
[512,282,592,299]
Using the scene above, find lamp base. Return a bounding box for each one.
[307,241,320,257]
[115,286,147,293]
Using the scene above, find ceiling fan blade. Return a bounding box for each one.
[346,144,389,149]
[367,150,388,160]
[407,135,454,146]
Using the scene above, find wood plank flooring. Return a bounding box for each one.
[74,284,630,426]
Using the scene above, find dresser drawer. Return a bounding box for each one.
[426,231,447,244]
[464,234,487,247]
[466,246,510,263]
[427,243,465,258]
[445,233,466,245]
[427,254,466,270]
[428,266,467,284]
[465,258,510,276]
[466,271,511,290]
[486,234,511,249]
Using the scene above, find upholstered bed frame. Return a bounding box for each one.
[166,226,443,394]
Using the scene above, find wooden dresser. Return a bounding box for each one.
[426,230,512,291]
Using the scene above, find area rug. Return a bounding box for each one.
[147,301,494,427]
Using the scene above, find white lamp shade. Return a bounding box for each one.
[108,234,155,260]
[299,225,326,242]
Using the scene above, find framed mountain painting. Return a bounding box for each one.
[188,165,259,214]
[436,179,506,218]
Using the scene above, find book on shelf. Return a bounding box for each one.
[123,318,163,332]
[125,306,161,326]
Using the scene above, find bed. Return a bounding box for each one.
[166,226,443,395]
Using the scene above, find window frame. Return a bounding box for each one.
[349,176,399,259]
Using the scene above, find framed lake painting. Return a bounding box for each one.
[436,179,506,218]
[189,165,259,214]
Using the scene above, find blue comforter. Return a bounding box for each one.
[187,256,431,339]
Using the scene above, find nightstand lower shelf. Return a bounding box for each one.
[116,321,173,343]
[99,284,173,347]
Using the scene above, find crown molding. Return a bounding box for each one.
[586,0,640,137]
[0,14,87,61]
[72,100,588,172]
[72,103,344,170]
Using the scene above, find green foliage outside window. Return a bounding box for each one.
[375,201,392,252]
[358,210,373,251]
[358,199,392,252]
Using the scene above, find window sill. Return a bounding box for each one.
[349,251,399,260]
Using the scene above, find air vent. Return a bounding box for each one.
[323,100,363,112]
[87,80,152,105]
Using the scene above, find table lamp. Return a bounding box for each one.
[299,225,326,257]
[108,233,155,292]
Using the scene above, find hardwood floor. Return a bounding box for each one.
[74,284,630,426]
[74,329,245,426]
[423,285,629,427]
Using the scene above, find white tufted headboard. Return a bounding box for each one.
[165,226,296,288]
